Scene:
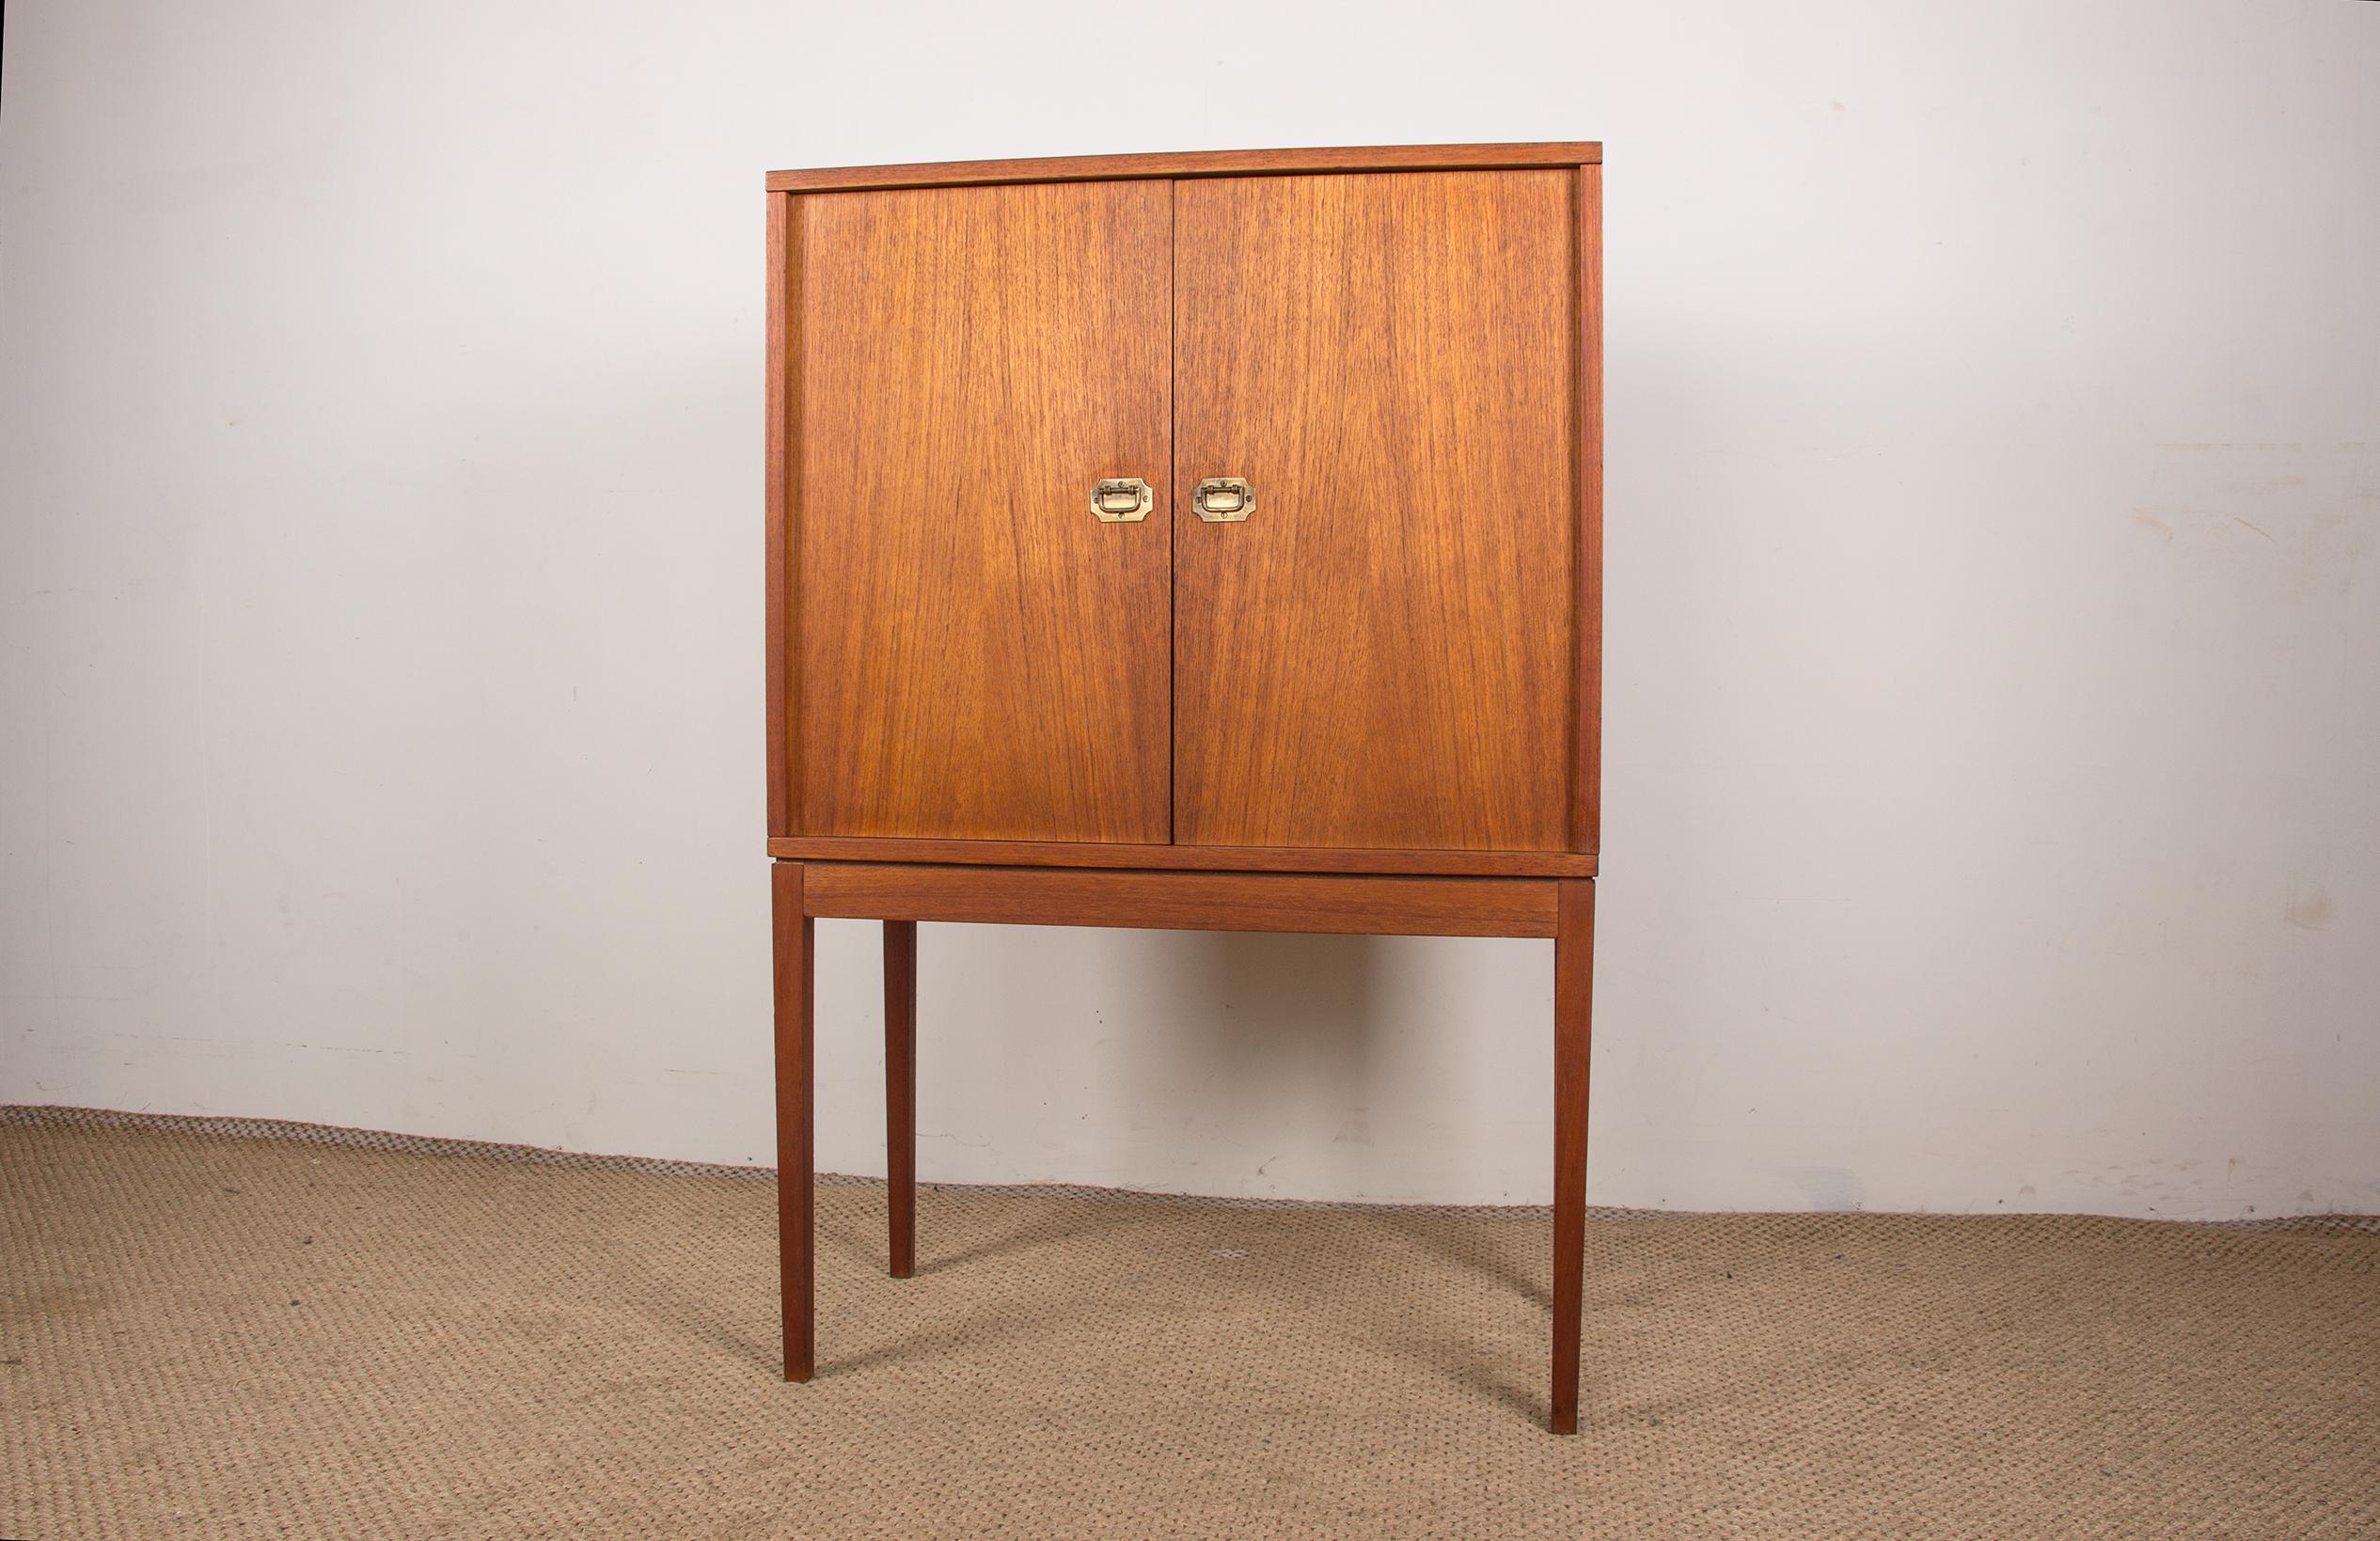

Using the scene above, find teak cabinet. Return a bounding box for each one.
[764,143,1603,1433]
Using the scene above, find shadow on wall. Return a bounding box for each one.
[1128,931,1390,1197]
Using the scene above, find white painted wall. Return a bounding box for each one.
[5,0,2375,1218]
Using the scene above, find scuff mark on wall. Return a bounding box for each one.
[1778,1167,1867,1213]
[2286,885,2337,932]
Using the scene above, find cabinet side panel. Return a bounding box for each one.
[796,181,1174,842]
[1173,169,1577,852]
[765,190,796,837]
[1574,165,1603,855]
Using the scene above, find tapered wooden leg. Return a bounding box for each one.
[884,920,918,1278]
[771,861,815,1382]
[1551,878,1596,1434]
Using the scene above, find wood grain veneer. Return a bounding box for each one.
[1171,169,1578,852]
[767,835,1595,878]
[793,181,1174,842]
[764,191,795,836]
[800,863,1561,939]
[1572,166,1604,854]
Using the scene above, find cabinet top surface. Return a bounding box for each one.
[764,142,1601,193]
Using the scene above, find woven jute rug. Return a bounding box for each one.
[2,1109,2373,1539]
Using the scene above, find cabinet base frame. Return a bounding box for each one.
[769,857,1597,1434]
[770,835,1598,879]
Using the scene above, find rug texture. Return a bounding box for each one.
[2,1109,2374,1539]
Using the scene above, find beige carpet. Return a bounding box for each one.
[2,1110,2374,1539]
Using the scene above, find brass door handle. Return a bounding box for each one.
[1192,477,1253,522]
[1090,478,1153,523]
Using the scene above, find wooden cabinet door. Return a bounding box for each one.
[792,181,1173,842]
[1171,170,1580,852]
